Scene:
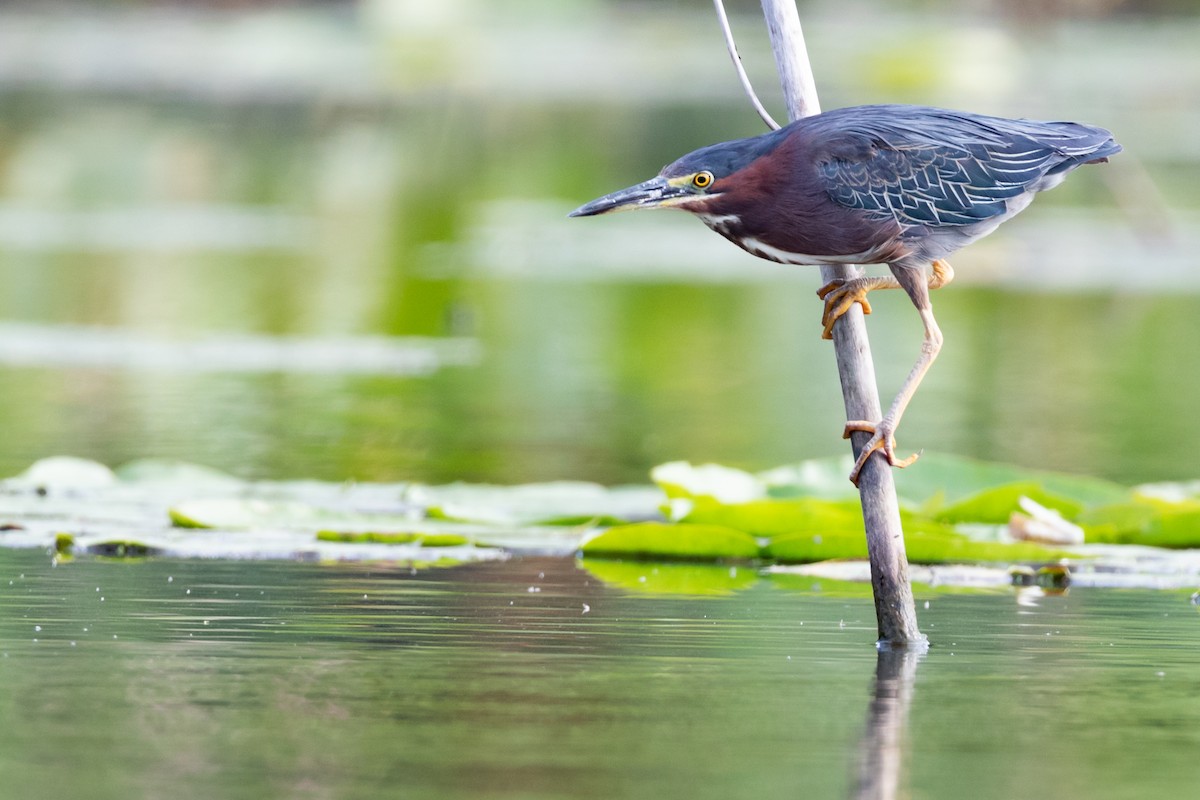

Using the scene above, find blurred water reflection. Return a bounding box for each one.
[0,2,1195,486]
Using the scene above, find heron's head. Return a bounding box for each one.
[568,127,788,219]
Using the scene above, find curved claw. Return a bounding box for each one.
[816,280,873,340]
[843,419,921,486]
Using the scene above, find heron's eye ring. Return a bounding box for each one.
[692,171,714,189]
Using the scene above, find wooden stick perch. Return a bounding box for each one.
[748,0,925,647]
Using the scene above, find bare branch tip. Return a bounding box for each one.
[712,0,781,130]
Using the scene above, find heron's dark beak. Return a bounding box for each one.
[568,176,690,217]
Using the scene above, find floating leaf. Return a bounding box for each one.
[764,529,868,562]
[115,459,243,488]
[7,457,116,490]
[581,522,760,561]
[411,481,664,526]
[650,462,766,503]
[892,453,1128,507]
[581,560,758,595]
[758,457,862,501]
[934,483,1084,524]
[1081,499,1200,548]
[419,533,473,547]
[681,496,864,539]
[766,527,1071,565]
[759,453,1127,507]
[316,530,474,547]
[316,531,421,544]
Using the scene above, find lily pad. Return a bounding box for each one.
[650,462,766,503]
[1081,499,1200,548]
[933,482,1084,524]
[315,530,473,547]
[766,527,1071,565]
[409,481,665,526]
[581,522,760,561]
[581,560,758,595]
[316,531,421,544]
[681,496,864,539]
[115,459,244,488]
[759,453,1128,507]
[7,456,116,490]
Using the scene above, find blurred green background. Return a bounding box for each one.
[0,0,1195,485]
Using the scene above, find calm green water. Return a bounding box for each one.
[2,547,1198,799]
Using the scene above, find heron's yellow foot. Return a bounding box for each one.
[816,279,874,340]
[843,419,921,486]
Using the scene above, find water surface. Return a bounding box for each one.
[3,548,1198,799]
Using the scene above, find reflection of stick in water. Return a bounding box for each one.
[851,649,924,800]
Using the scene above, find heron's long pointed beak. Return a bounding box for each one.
[568,176,690,217]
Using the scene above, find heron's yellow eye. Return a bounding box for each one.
[692,171,714,189]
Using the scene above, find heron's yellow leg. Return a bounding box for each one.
[845,305,944,486]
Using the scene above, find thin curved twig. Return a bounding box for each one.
[713,0,781,130]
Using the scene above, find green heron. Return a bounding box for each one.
[570,104,1120,484]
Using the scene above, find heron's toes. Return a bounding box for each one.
[843,419,921,486]
[817,280,873,340]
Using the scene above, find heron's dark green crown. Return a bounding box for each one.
[659,126,790,184]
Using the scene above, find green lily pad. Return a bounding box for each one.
[892,453,1128,507]
[1081,499,1200,548]
[411,481,664,526]
[650,461,766,503]
[933,482,1084,524]
[766,527,1071,565]
[580,522,761,561]
[316,530,473,547]
[764,529,868,562]
[581,559,758,595]
[681,496,864,539]
[115,459,244,488]
[170,499,317,529]
[316,531,421,544]
[8,457,116,490]
[758,453,1128,507]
